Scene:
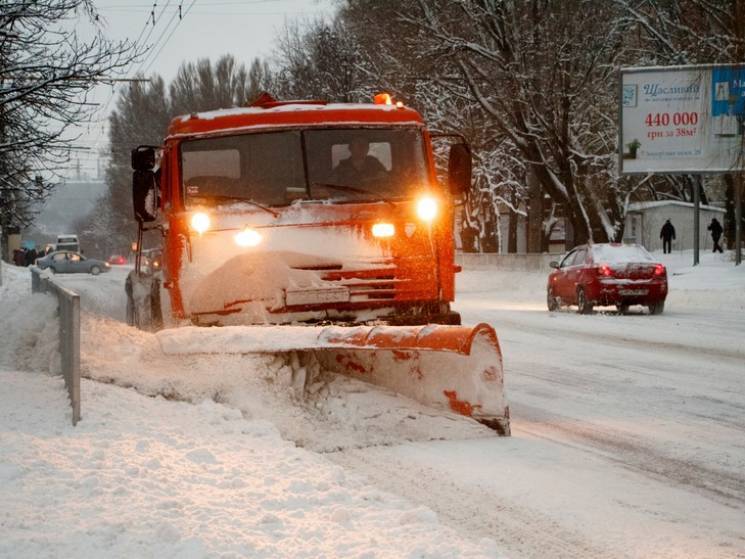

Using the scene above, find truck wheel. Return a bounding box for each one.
[125,271,163,330]
[547,289,559,311]
[616,303,629,315]
[576,287,593,315]
[648,301,665,315]
[90,266,101,276]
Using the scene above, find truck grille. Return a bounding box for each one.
[293,257,433,303]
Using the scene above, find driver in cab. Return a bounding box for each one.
[330,137,386,186]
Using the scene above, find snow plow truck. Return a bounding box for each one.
[126,92,510,434]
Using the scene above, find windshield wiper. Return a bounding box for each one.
[202,194,279,217]
[310,182,395,207]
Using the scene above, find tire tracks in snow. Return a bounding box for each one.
[328,448,623,559]
[493,314,745,362]
[512,403,745,510]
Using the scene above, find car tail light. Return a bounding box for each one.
[597,264,613,277]
[654,264,666,276]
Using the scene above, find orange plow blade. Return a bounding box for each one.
[157,323,510,435]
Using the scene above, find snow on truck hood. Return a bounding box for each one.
[189,251,336,316]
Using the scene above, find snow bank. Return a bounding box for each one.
[0,263,59,373]
[82,315,492,453]
[0,370,501,558]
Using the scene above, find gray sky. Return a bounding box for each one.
[71,0,335,179]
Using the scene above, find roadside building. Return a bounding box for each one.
[624,200,726,252]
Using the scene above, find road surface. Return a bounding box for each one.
[48,261,745,558]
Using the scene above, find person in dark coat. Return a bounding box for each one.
[707,217,724,253]
[330,137,387,187]
[660,219,676,254]
[24,248,38,267]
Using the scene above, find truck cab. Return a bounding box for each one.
[129,94,471,329]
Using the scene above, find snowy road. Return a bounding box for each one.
[3,254,744,558]
[329,259,745,559]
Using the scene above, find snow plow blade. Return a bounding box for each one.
[157,323,510,435]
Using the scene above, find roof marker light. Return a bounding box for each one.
[374,92,393,105]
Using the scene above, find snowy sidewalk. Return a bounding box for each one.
[0,261,500,558]
[0,370,500,559]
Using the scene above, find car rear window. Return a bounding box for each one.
[591,244,653,263]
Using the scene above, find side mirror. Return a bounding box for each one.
[132,145,156,171]
[133,170,158,223]
[549,260,559,269]
[448,143,472,196]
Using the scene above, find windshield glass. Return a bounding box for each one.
[181,128,428,207]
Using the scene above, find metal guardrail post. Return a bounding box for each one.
[29,266,81,425]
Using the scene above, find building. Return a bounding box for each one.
[624,200,726,252]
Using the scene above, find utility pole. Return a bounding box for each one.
[736,173,743,265]
[693,176,701,266]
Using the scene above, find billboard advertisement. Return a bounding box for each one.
[620,64,745,174]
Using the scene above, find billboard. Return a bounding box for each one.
[619,64,745,174]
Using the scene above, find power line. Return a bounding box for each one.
[140,0,198,76]
[133,2,181,76]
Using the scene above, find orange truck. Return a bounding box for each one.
[127,93,509,434]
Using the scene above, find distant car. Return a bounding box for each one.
[56,234,79,253]
[107,254,128,265]
[36,251,111,275]
[547,243,667,315]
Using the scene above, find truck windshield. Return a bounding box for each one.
[181,128,428,207]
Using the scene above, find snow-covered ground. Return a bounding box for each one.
[1,251,744,558]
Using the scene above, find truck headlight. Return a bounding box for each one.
[190,212,210,234]
[372,223,395,238]
[416,196,438,222]
[234,227,262,247]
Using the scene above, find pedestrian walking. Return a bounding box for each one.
[707,217,724,253]
[660,219,676,254]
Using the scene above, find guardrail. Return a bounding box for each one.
[30,266,81,425]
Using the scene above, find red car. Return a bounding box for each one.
[547,243,667,315]
[107,254,128,266]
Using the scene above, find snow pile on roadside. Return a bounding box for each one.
[0,370,501,558]
[659,250,745,311]
[81,314,492,452]
[0,263,59,373]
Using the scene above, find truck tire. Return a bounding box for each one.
[125,271,163,331]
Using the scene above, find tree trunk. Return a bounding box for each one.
[527,167,543,253]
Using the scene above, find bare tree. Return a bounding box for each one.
[0,0,140,251]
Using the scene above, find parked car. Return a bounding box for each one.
[107,254,128,265]
[36,251,111,275]
[547,243,667,315]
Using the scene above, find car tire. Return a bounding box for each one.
[576,287,593,315]
[616,303,629,315]
[90,266,101,276]
[648,301,665,315]
[49,266,56,274]
[547,289,559,312]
